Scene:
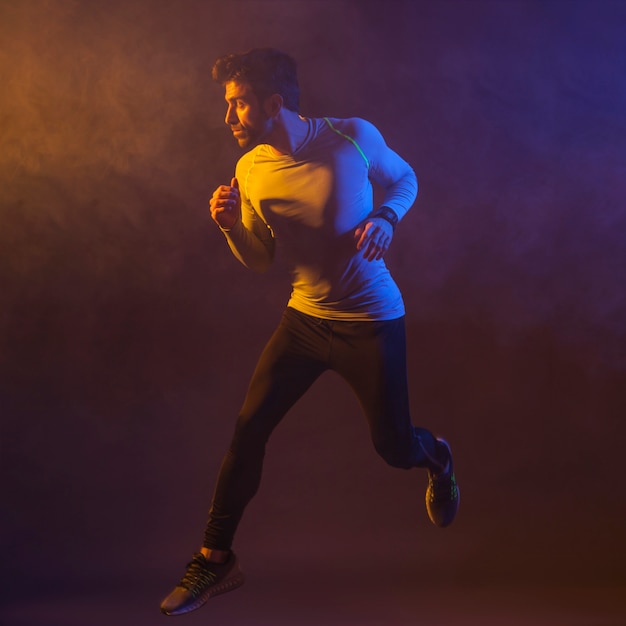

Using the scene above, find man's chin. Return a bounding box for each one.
[236,136,258,149]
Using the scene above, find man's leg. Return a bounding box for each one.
[329,316,460,526]
[161,308,328,616]
[203,312,328,552]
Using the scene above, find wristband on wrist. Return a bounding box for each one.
[371,206,398,231]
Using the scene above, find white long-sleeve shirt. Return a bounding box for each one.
[222,116,418,321]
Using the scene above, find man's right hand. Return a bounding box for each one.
[209,177,240,230]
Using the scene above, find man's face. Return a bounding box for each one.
[223,80,272,149]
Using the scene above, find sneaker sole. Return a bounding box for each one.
[161,571,246,616]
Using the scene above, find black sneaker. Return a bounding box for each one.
[160,552,245,616]
[425,438,459,527]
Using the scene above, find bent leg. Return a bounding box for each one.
[332,316,439,469]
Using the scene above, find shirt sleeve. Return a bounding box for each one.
[354,118,418,221]
[220,159,275,273]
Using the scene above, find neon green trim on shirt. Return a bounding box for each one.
[323,117,369,168]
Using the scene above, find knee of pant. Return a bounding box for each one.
[231,412,270,452]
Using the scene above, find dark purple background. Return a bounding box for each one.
[1,1,625,624]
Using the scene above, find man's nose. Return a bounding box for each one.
[225,105,237,125]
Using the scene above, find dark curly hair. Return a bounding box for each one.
[212,48,300,112]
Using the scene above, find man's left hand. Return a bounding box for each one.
[354,218,394,261]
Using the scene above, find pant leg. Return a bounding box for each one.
[203,308,328,550]
[328,316,439,470]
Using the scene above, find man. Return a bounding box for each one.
[160,48,459,616]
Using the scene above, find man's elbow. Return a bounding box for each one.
[408,168,418,198]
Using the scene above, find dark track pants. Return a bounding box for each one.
[203,307,439,550]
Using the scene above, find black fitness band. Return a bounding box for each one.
[371,206,398,231]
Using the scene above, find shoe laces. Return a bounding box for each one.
[428,470,458,503]
[179,554,218,596]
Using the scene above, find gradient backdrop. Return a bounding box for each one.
[1,1,625,625]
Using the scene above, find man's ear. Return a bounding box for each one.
[264,93,283,118]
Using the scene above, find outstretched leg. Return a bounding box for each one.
[161,308,328,616]
[203,317,326,550]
